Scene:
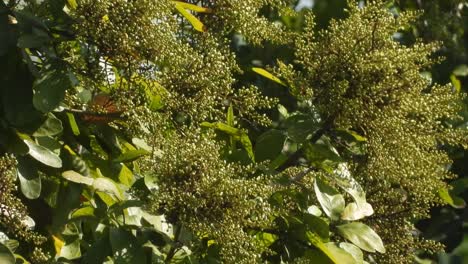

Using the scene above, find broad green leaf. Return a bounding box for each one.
[66,112,80,136]
[33,70,74,113]
[304,143,344,166]
[113,149,150,163]
[109,228,147,263]
[285,114,320,143]
[307,205,322,217]
[24,140,62,168]
[62,170,94,186]
[314,178,345,221]
[60,239,81,260]
[93,178,123,201]
[438,188,466,209]
[0,242,15,264]
[255,130,286,162]
[109,200,144,215]
[17,157,41,199]
[306,231,336,263]
[3,240,19,253]
[174,2,206,32]
[336,222,385,253]
[306,232,356,264]
[339,242,364,264]
[70,206,96,220]
[341,202,374,221]
[118,164,135,187]
[331,163,371,217]
[252,67,287,86]
[324,243,357,264]
[33,114,63,137]
[303,213,329,241]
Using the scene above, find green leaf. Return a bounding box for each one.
[113,149,150,163]
[3,240,19,253]
[341,202,374,221]
[172,1,212,13]
[66,112,80,136]
[118,164,135,187]
[336,222,385,253]
[24,139,62,168]
[66,0,78,9]
[93,178,123,201]
[109,228,147,263]
[285,114,320,143]
[70,206,96,220]
[33,113,63,137]
[306,232,356,264]
[450,74,461,93]
[17,157,41,199]
[304,143,344,166]
[174,2,206,32]
[227,104,234,127]
[324,243,357,264]
[314,178,345,221]
[438,188,466,209]
[339,242,364,264]
[0,242,15,264]
[108,200,144,215]
[303,213,329,241]
[62,170,94,186]
[252,67,287,86]
[33,70,74,113]
[255,130,286,162]
[60,238,81,260]
[330,163,372,219]
[239,133,255,162]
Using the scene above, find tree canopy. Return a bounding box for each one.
[0,0,467,263]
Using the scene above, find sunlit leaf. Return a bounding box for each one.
[62,170,94,186]
[438,188,466,209]
[23,139,62,168]
[336,222,385,253]
[174,2,206,32]
[252,67,287,86]
[314,178,345,221]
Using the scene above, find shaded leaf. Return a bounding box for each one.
[33,70,74,113]
[33,114,63,137]
[0,242,15,264]
[17,157,41,199]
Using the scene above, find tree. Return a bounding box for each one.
[0,0,466,263]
